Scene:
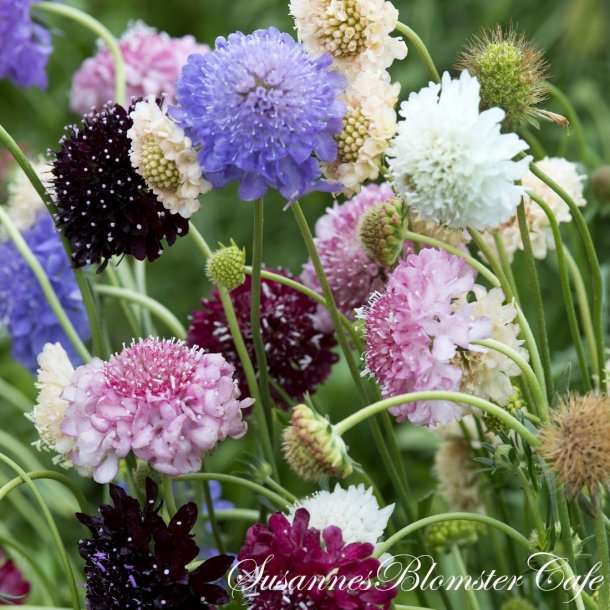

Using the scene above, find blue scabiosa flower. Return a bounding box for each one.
[0,0,52,89]
[0,212,90,373]
[174,27,346,201]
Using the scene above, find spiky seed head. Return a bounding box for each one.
[358,196,405,266]
[206,240,246,291]
[539,393,610,497]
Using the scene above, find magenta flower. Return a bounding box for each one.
[359,248,491,427]
[60,338,252,483]
[70,22,209,114]
[0,551,29,604]
[301,182,407,331]
[237,508,396,610]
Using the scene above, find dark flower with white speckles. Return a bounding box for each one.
[77,478,233,610]
[50,102,189,271]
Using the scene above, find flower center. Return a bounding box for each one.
[336,107,370,163]
[139,134,180,192]
[315,0,369,58]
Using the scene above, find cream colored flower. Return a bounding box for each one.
[26,343,76,466]
[483,157,587,261]
[408,210,470,249]
[5,156,50,232]
[325,71,399,195]
[290,0,407,80]
[127,96,211,218]
[455,285,527,407]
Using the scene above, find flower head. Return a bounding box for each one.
[77,478,233,610]
[0,550,29,605]
[290,0,407,80]
[59,338,251,483]
[456,26,549,127]
[0,213,90,373]
[187,271,338,407]
[358,195,405,266]
[359,248,492,427]
[0,0,52,89]
[387,70,531,230]
[51,102,189,270]
[325,71,400,195]
[127,96,211,218]
[175,27,346,201]
[539,394,610,497]
[237,508,397,609]
[288,484,394,546]
[205,241,246,291]
[70,22,209,114]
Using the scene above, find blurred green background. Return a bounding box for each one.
[0,0,609,607]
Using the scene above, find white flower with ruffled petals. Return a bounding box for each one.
[127,96,211,218]
[387,70,531,230]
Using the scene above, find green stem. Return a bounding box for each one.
[493,232,520,303]
[528,192,591,390]
[395,22,441,82]
[95,284,187,339]
[134,260,157,337]
[528,161,605,384]
[0,378,32,413]
[519,126,547,160]
[594,492,610,610]
[162,476,178,518]
[201,508,260,522]
[376,512,531,557]
[201,464,226,554]
[0,454,80,610]
[335,391,539,446]
[516,202,554,398]
[35,2,126,105]
[105,267,142,337]
[451,546,481,610]
[264,478,298,503]
[515,467,545,541]
[0,206,90,362]
[175,473,289,508]
[250,199,273,441]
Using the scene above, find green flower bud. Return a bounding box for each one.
[425,520,485,554]
[358,197,405,267]
[483,386,524,434]
[500,599,537,610]
[592,166,610,204]
[206,240,246,291]
[282,404,353,482]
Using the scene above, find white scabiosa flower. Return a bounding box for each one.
[288,484,394,546]
[325,71,399,195]
[483,157,587,261]
[5,156,50,232]
[387,70,531,230]
[290,0,407,80]
[127,96,211,218]
[26,342,76,466]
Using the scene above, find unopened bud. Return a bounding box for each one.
[358,197,405,266]
[206,240,246,291]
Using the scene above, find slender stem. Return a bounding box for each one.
[134,260,157,337]
[0,378,32,413]
[493,233,520,304]
[35,2,126,106]
[162,476,178,518]
[250,199,273,441]
[451,546,481,610]
[556,488,577,575]
[95,284,187,339]
[201,508,259,522]
[105,267,142,337]
[529,192,591,390]
[395,22,441,83]
[515,468,545,541]
[594,492,610,610]
[201,464,226,554]
[516,202,554,398]
[376,512,531,557]
[264,478,298,503]
[519,126,547,160]
[0,206,90,362]
[176,473,289,508]
[528,161,605,384]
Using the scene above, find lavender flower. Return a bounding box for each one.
[174,27,346,201]
[0,0,52,89]
[0,213,90,373]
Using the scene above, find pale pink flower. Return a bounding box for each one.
[70,22,209,114]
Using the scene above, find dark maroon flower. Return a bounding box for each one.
[187,270,338,408]
[76,478,232,610]
[50,103,189,270]
[237,508,396,610]
[0,551,29,605]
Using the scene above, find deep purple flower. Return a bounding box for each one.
[0,0,52,89]
[237,508,396,610]
[50,102,189,270]
[187,270,338,408]
[174,27,346,201]
[77,478,233,610]
[0,550,29,605]
[0,212,90,373]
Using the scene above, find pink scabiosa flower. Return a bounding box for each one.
[301,182,402,330]
[58,338,251,483]
[236,508,397,610]
[70,22,209,114]
[0,551,29,605]
[358,248,492,427]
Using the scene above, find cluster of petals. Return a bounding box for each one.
[359,248,492,427]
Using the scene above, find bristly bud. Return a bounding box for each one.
[358,197,405,266]
[281,404,353,482]
[500,599,537,610]
[206,240,246,291]
[592,166,610,204]
[539,393,610,497]
[456,26,553,128]
[425,520,485,554]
